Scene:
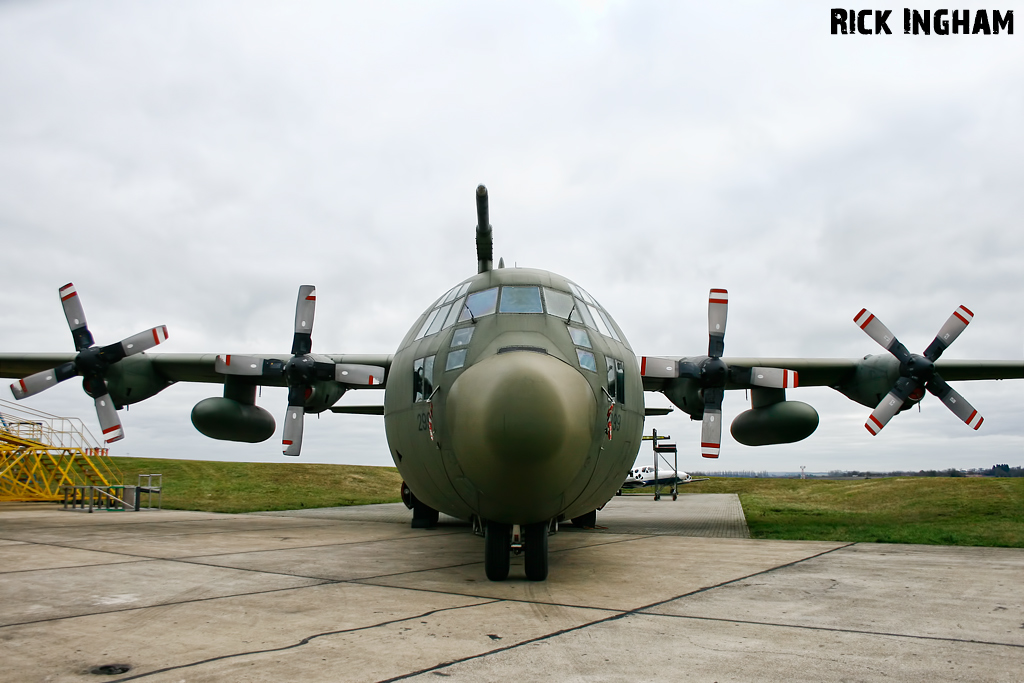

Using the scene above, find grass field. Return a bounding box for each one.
[111,457,403,514]
[108,458,1024,547]
[686,476,1024,547]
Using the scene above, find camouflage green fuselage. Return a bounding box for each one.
[384,267,644,525]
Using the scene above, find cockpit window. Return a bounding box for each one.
[568,327,591,348]
[588,304,612,338]
[415,308,442,340]
[576,349,597,372]
[439,286,459,306]
[451,327,474,347]
[595,308,621,342]
[426,303,453,337]
[498,286,543,314]
[441,297,464,330]
[607,357,625,404]
[413,355,435,402]
[439,281,471,306]
[459,287,499,322]
[575,300,597,330]
[446,348,467,371]
[543,288,576,321]
[568,282,598,306]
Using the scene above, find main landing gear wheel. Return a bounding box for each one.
[571,510,597,528]
[411,499,439,529]
[524,521,549,581]
[484,521,511,581]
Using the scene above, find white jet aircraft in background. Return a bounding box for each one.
[622,466,708,488]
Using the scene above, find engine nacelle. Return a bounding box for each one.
[836,353,902,409]
[191,397,276,443]
[662,377,703,419]
[730,400,819,446]
[304,379,348,414]
[105,355,174,407]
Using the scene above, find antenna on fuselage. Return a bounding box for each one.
[476,184,492,273]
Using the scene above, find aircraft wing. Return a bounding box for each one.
[0,352,394,389]
[154,353,394,387]
[0,353,78,379]
[640,357,1024,392]
[723,357,1024,384]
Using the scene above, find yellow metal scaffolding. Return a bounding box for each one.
[0,399,122,501]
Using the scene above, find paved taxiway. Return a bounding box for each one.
[1,494,1021,682]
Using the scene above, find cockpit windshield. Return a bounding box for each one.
[498,286,543,313]
[415,280,623,343]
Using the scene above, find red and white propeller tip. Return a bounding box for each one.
[853,308,899,352]
[94,395,124,443]
[701,411,721,459]
[282,406,304,456]
[750,367,798,389]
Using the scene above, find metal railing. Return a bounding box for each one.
[1,399,122,501]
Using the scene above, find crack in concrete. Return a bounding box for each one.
[106,601,501,682]
[93,542,854,682]
[640,611,1024,650]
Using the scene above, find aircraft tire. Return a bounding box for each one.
[524,521,549,581]
[571,510,597,528]
[484,521,511,581]
[411,499,439,528]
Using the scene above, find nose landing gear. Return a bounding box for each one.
[483,519,550,581]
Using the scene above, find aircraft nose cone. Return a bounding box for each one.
[447,351,596,522]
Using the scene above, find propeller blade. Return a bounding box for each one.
[334,364,386,386]
[291,285,316,355]
[708,289,728,358]
[853,309,911,363]
[94,394,124,443]
[638,356,678,379]
[216,354,273,376]
[282,406,304,456]
[59,282,94,351]
[749,367,799,389]
[701,411,722,459]
[864,377,917,436]
[117,325,169,357]
[701,387,723,458]
[927,375,984,430]
[924,305,974,361]
[11,362,78,400]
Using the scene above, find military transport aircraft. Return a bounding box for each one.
[2,185,1022,582]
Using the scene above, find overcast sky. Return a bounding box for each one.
[1,1,1021,473]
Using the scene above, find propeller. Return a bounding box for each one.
[640,288,798,459]
[214,285,384,456]
[854,305,983,435]
[9,283,169,443]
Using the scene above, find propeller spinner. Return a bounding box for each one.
[9,283,169,443]
[215,286,384,456]
[854,305,983,435]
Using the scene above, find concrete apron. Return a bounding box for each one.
[0,497,1021,682]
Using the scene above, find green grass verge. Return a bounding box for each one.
[108,458,1024,548]
[686,477,1024,547]
[111,457,403,514]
